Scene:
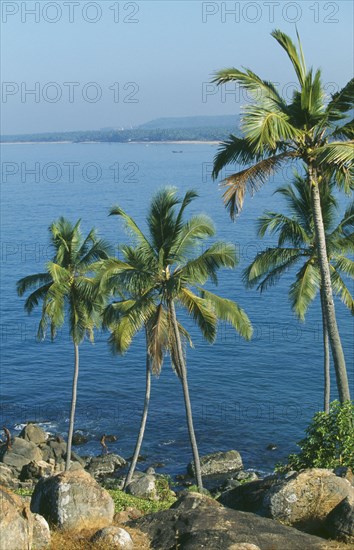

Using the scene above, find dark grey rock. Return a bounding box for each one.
[129,492,329,549]
[188,450,243,477]
[19,423,47,445]
[72,431,89,446]
[325,494,354,542]
[85,453,126,479]
[0,437,43,473]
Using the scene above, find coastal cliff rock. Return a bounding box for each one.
[128,492,328,549]
[219,469,354,536]
[0,437,43,473]
[0,484,50,550]
[30,469,114,532]
[85,453,126,479]
[19,423,47,445]
[325,493,354,542]
[187,450,243,477]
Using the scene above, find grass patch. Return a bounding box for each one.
[108,487,176,514]
[14,488,33,498]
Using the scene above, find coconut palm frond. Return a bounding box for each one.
[330,267,354,314]
[271,29,306,86]
[178,288,217,343]
[290,261,321,321]
[221,152,296,219]
[199,288,252,340]
[17,272,52,297]
[326,78,354,121]
[146,303,169,375]
[178,242,237,285]
[244,247,302,291]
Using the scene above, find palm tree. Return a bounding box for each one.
[244,175,354,412]
[212,29,353,402]
[17,218,111,470]
[97,248,193,489]
[103,188,252,490]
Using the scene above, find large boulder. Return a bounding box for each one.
[0,463,19,489]
[0,437,43,473]
[0,485,50,549]
[91,526,134,549]
[261,468,354,533]
[325,494,354,542]
[187,450,243,477]
[30,468,114,532]
[0,485,34,549]
[32,513,51,549]
[19,423,47,445]
[125,473,157,499]
[129,492,329,549]
[85,453,126,479]
[219,469,354,535]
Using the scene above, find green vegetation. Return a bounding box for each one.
[276,401,354,472]
[108,487,176,514]
[244,175,354,412]
[99,188,252,491]
[16,219,111,469]
[212,29,354,403]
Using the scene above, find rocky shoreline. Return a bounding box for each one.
[1,423,353,549]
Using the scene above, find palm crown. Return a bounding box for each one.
[244,176,354,320]
[102,188,252,360]
[17,217,112,342]
[212,29,353,219]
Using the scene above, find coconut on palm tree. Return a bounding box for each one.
[212,29,354,402]
[102,188,253,490]
[17,218,111,469]
[244,175,354,412]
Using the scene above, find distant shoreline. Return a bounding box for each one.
[1,140,221,145]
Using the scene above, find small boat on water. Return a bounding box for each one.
[172,150,183,153]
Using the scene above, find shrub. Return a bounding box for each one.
[276,400,354,472]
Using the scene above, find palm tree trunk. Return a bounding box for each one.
[124,352,151,490]
[169,300,203,491]
[65,343,79,471]
[320,288,330,413]
[309,167,350,402]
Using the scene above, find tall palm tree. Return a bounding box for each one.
[17,218,111,470]
[244,176,354,412]
[97,247,193,489]
[212,29,354,402]
[104,188,253,490]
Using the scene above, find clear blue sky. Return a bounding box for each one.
[1,0,353,134]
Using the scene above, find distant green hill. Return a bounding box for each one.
[138,115,240,129]
[1,115,240,143]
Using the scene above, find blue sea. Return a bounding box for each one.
[1,142,353,477]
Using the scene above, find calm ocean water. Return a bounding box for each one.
[1,142,353,476]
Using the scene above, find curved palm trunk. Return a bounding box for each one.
[124,353,151,490]
[320,288,330,413]
[169,300,203,491]
[309,168,350,402]
[65,343,79,471]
